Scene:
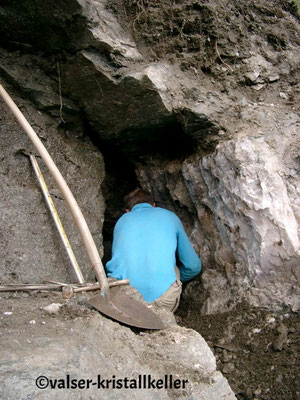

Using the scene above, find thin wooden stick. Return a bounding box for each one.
[0,284,63,292]
[0,279,130,293]
[30,155,85,284]
[215,40,233,72]
[44,279,74,287]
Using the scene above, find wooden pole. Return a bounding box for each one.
[30,155,85,284]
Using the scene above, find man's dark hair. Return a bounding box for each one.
[124,188,154,210]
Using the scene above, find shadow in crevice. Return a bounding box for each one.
[85,124,139,264]
[100,143,139,264]
[112,116,198,163]
[83,111,215,264]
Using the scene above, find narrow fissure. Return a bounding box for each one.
[100,147,139,265]
[85,129,139,265]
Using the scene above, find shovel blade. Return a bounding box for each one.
[88,287,165,330]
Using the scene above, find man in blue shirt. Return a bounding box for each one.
[106,188,201,312]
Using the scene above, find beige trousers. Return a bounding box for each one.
[152,266,182,313]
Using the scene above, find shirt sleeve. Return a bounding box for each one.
[176,217,201,282]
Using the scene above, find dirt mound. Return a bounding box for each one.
[112,0,300,66]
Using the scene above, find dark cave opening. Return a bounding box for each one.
[85,116,201,265]
[111,116,199,162]
[99,143,139,265]
[85,133,139,264]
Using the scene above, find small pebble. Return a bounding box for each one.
[254,388,262,396]
[279,91,288,99]
[252,328,261,334]
[223,351,233,363]
[267,317,275,324]
[222,362,235,374]
[43,303,63,314]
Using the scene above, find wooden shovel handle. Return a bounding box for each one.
[0,84,109,294]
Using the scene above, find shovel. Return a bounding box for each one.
[0,83,165,330]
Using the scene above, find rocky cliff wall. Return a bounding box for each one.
[137,108,300,313]
[0,0,299,313]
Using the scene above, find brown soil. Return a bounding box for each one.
[113,0,300,65]
[109,0,300,115]
[176,300,300,400]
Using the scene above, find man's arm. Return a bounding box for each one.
[176,218,201,282]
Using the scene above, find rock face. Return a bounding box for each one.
[186,116,300,313]
[137,104,300,313]
[0,0,300,311]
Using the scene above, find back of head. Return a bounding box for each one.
[124,188,154,210]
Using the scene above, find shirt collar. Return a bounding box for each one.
[131,203,153,212]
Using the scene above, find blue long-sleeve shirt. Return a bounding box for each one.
[106,203,201,302]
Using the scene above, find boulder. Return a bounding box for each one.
[0,292,236,399]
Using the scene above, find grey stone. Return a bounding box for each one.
[0,295,236,399]
[182,126,300,313]
[272,324,289,351]
[242,54,281,85]
[222,363,235,374]
[279,91,288,99]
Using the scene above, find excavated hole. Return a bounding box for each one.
[86,117,201,264]
[84,113,223,324]
[111,118,198,162]
[85,113,221,326]
[99,143,139,265]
